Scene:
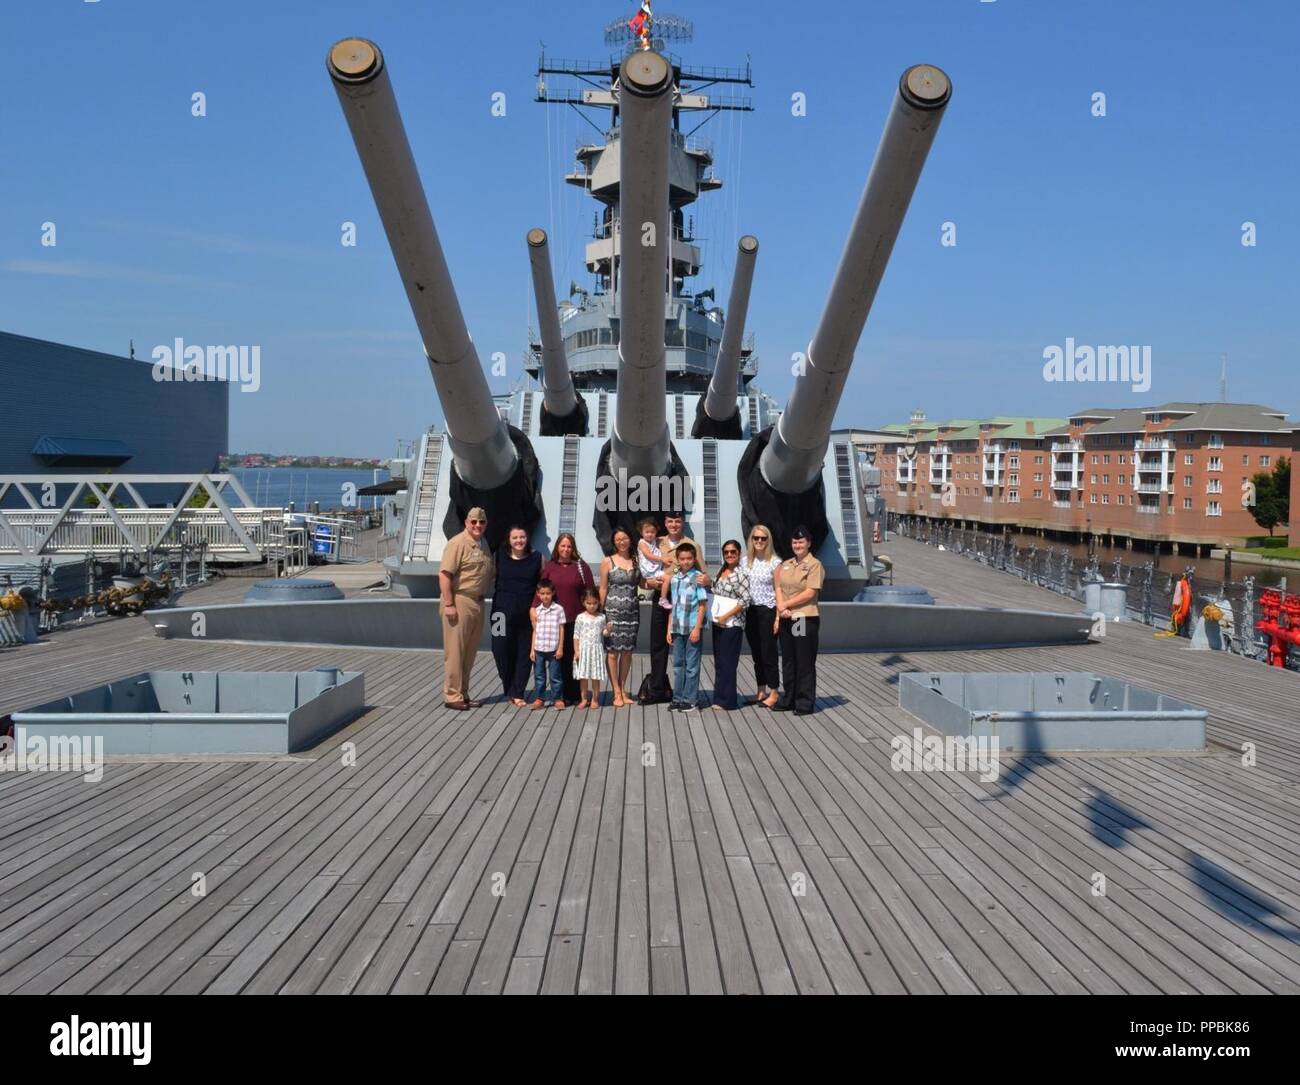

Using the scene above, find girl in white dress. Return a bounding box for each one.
[572,588,608,708]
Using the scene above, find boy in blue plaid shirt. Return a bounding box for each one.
[665,542,709,711]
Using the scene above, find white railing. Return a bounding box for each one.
[0,473,277,561]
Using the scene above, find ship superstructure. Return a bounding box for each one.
[327,6,950,597]
[523,24,759,407]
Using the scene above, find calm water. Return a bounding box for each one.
[231,466,390,512]
[996,528,1289,589]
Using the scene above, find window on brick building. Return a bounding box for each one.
[1118,474,1126,485]
[1090,493,1098,504]
[1208,456,1222,471]
[1034,489,1042,498]
[1103,474,1110,484]
[1183,497,1192,510]
[1209,434,1224,448]
[1183,475,1192,487]
[1103,455,1111,465]
[1242,455,1250,466]
[1184,453,1194,464]
[1101,494,1109,504]
[1261,455,1271,467]
[1118,494,1126,504]
[1207,501,1222,517]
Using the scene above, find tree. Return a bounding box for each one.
[1249,456,1290,536]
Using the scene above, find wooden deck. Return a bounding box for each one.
[2,538,1298,994]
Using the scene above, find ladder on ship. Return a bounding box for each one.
[558,435,580,538]
[834,441,863,566]
[701,438,721,569]
[409,433,443,560]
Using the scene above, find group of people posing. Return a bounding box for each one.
[438,507,825,717]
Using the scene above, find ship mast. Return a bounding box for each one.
[529,7,755,395]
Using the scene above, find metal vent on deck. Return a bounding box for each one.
[558,435,580,537]
[521,391,534,434]
[597,392,608,437]
[702,438,721,569]
[834,441,863,566]
[748,396,759,436]
[674,395,685,439]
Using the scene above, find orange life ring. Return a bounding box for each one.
[1172,577,1191,625]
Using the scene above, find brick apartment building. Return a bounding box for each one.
[863,403,1293,552]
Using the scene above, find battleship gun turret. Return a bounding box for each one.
[741,64,951,555]
[327,38,541,548]
[608,49,675,482]
[526,229,586,435]
[695,234,758,439]
[591,47,694,546]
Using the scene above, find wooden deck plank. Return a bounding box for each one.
[1,533,1297,995]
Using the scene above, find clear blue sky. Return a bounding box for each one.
[2,0,1296,458]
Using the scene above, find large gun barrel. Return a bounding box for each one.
[702,234,759,423]
[609,49,674,480]
[760,65,950,494]
[327,38,517,490]
[526,228,581,424]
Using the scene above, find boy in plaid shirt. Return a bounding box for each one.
[529,579,566,708]
[666,542,709,711]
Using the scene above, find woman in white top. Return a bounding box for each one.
[740,523,782,707]
[710,539,750,710]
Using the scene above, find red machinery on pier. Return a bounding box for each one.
[1256,588,1300,667]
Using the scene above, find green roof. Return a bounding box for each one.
[981,417,1066,439]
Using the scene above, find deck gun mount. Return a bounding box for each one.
[741,63,950,553]
[327,38,542,548]
[326,25,949,596]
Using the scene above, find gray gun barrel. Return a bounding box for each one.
[327,38,517,490]
[761,64,950,494]
[610,49,674,479]
[525,228,579,418]
[703,235,759,422]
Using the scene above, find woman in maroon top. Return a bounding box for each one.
[535,533,595,703]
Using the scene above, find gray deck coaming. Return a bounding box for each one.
[0,536,1297,993]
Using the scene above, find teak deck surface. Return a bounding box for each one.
[1,535,1297,994]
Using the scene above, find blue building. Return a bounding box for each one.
[0,331,229,506]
